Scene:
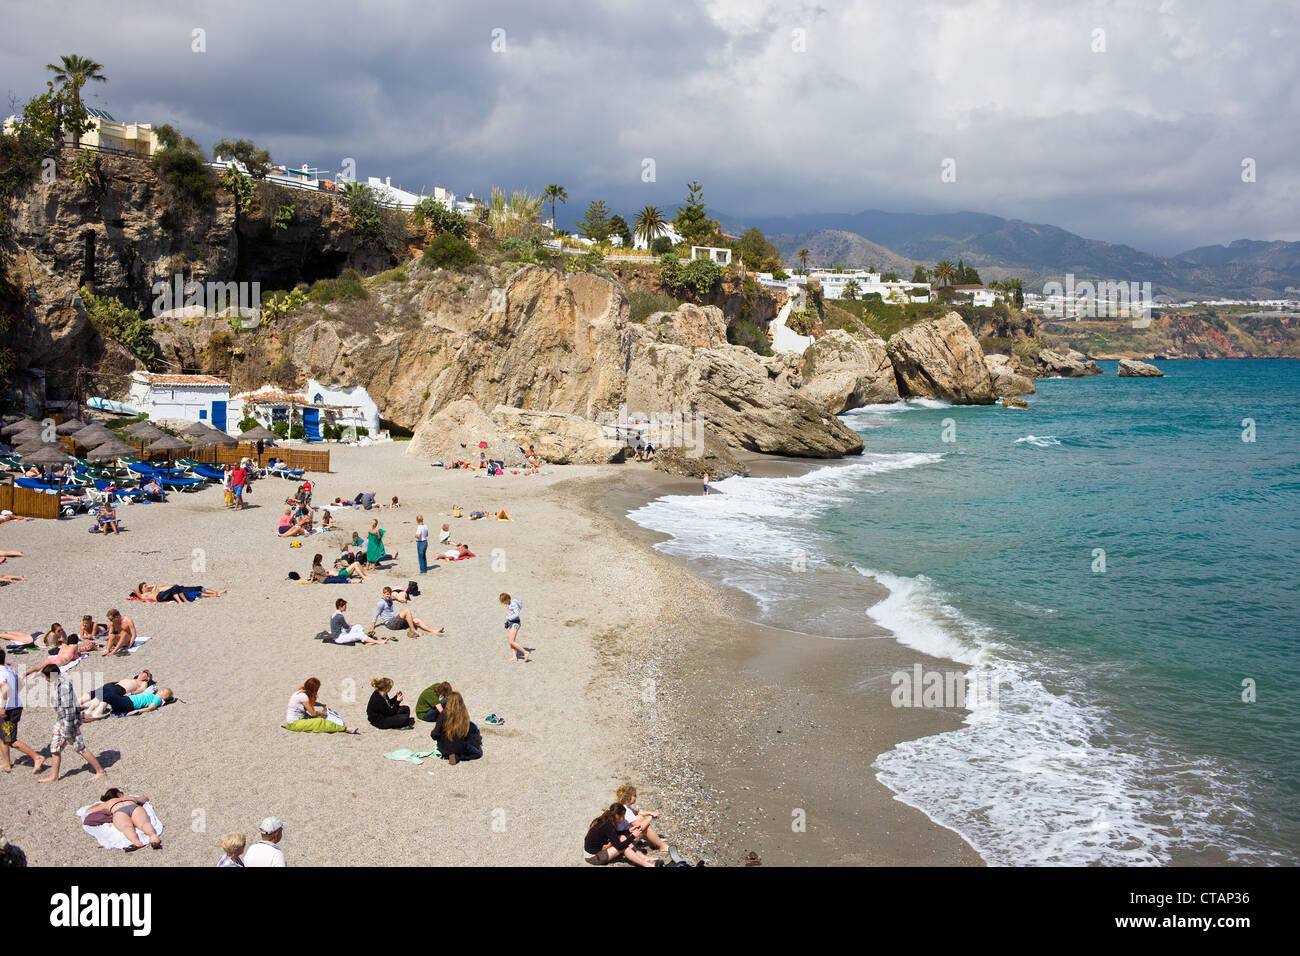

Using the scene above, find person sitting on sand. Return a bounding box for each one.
[332,552,370,581]
[97,502,120,535]
[329,598,390,646]
[368,586,442,638]
[217,832,246,867]
[584,803,654,866]
[79,615,108,642]
[367,677,413,729]
[415,681,453,722]
[277,509,307,537]
[615,784,670,854]
[102,609,137,656]
[83,787,162,852]
[429,691,481,764]
[439,523,452,545]
[310,553,356,584]
[283,677,358,734]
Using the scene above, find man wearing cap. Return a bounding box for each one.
[243,817,287,866]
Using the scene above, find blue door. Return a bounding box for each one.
[211,400,227,431]
[302,407,320,442]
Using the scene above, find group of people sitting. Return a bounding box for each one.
[584,784,674,866]
[325,586,442,645]
[368,677,483,763]
[3,611,140,659]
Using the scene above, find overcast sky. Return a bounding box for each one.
[3,0,1296,255]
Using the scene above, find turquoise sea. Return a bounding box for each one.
[630,359,1300,865]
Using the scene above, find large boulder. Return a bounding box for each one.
[640,303,728,348]
[885,313,996,404]
[405,398,525,466]
[625,339,864,458]
[1032,348,1102,378]
[652,424,749,480]
[1117,358,1164,377]
[984,354,1037,396]
[491,405,626,464]
[800,329,900,412]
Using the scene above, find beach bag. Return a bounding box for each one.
[287,571,301,581]
[406,580,420,597]
[452,506,462,518]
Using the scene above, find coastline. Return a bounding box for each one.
[581,460,984,866]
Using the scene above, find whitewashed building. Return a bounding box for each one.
[230,380,380,441]
[126,372,232,429]
[691,246,732,266]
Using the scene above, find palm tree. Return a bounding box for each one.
[934,260,957,288]
[798,248,810,274]
[633,206,667,249]
[843,279,861,301]
[46,54,107,147]
[542,184,567,232]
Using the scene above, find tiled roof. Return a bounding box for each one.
[133,372,230,387]
[234,390,307,405]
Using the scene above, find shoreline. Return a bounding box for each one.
[583,459,984,866]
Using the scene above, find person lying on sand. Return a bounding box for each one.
[0,629,39,649]
[368,586,442,638]
[80,671,154,716]
[26,631,97,678]
[0,551,24,564]
[310,553,364,584]
[0,576,27,585]
[83,787,161,851]
[0,511,34,523]
[102,609,137,656]
[439,543,473,561]
[131,582,227,604]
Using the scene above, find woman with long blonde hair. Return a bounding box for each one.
[430,691,481,764]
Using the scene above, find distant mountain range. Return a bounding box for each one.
[713,209,1300,300]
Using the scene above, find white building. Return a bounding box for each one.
[632,223,685,251]
[5,108,161,157]
[691,246,732,266]
[948,285,1000,307]
[127,372,232,429]
[812,270,931,304]
[230,380,380,441]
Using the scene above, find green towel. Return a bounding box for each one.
[382,748,439,765]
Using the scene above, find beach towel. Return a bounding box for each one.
[444,550,475,561]
[77,802,164,850]
[382,747,440,765]
[123,635,150,654]
[58,653,88,674]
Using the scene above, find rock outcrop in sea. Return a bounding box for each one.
[885,313,997,405]
[1117,358,1165,377]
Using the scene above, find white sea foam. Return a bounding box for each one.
[857,566,1261,866]
[1014,434,1062,448]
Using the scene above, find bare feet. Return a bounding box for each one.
[32,756,45,773]
[90,770,107,779]
[36,774,57,784]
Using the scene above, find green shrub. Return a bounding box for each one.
[308,273,367,305]
[237,417,261,432]
[627,288,682,323]
[412,198,469,237]
[772,269,789,281]
[660,254,723,300]
[376,267,407,283]
[727,319,772,356]
[422,234,479,269]
[649,236,674,256]
[80,287,155,361]
[154,147,217,207]
[270,420,289,438]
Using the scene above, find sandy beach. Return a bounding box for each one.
[0,442,979,866]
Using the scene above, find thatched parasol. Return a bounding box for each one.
[55,419,85,435]
[179,421,216,437]
[238,425,278,443]
[126,421,165,440]
[2,420,39,437]
[72,424,115,448]
[190,430,238,447]
[147,435,192,464]
[19,444,74,468]
[85,438,140,463]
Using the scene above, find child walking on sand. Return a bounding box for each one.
[500,593,529,662]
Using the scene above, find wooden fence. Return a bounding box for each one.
[184,444,330,472]
[0,483,62,519]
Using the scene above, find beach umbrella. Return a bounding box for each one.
[19,444,74,468]
[85,438,139,463]
[147,435,192,465]
[190,430,238,447]
[72,424,115,447]
[55,419,85,435]
[238,425,278,443]
[125,421,165,440]
[2,420,38,436]
[179,421,216,437]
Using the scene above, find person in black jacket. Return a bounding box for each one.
[366,677,412,729]
[429,691,482,764]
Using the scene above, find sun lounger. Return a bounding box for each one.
[193,464,224,481]
[158,475,204,492]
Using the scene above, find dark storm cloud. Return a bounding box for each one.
[2,0,1297,254]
